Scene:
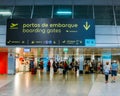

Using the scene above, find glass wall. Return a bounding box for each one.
[0,6,13,25]
[12,6,32,18]
[114,6,120,25]
[94,6,114,25]
[74,5,93,19]
[0,5,120,25]
[33,6,52,18]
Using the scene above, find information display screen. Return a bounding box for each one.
[24,48,31,52]
[6,18,95,46]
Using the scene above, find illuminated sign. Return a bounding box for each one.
[63,48,68,52]
[6,18,95,46]
[24,48,31,52]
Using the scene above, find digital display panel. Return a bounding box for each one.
[6,18,95,46]
[24,48,31,52]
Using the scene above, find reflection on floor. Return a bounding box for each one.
[0,71,96,96]
[1,71,120,96]
[88,74,120,96]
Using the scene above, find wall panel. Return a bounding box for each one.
[96,35,118,44]
[96,25,117,35]
[0,25,6,34]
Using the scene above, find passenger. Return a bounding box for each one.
[70,62,74,71]
[53,61,57,73]
[85,64,89,74]
[75,61,79,73]
[89,61,93,73]
[104,62,110,83]
[47,60,51,72]
[111,60,118,83]
[59,62,63,74]
[97,62,101,73]
[100,63,103,73]
[63,61,68,75]
[40,60,43,72]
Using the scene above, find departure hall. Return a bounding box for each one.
[0,0,120,96]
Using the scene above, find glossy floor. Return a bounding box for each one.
[0,71,120,96]
[88,74,120,96]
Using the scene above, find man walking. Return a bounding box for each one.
[111,60,118,83]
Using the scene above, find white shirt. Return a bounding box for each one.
[104,64,110,73]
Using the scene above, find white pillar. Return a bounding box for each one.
[49,48,54,80]
[8,48,15,74]
[59,48,62,61]
[79,48,84,74]
[43,48,48,72]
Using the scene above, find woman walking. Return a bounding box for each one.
[104,62,110,83]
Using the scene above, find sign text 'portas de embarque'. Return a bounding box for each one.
[6,18,95,46]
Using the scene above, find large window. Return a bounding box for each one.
[33,6,52,18]
[94,6,114,25]
[53,5,72,18]
[12,6,32,18]
[74,5,93,19]
[0,6,13,25]
[114,6,120,25]
[0,5,118,25]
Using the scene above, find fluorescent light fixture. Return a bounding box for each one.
[57,11,72,15]
[0,11,12,16]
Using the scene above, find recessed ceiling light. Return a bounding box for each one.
[0,11,12,16]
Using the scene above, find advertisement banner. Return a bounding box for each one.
[102,51,111,66]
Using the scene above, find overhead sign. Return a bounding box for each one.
[102,52,112,59]
[63,48,68,52]
[6,18,95,46]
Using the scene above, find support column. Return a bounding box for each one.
[49,48,54,60]
[59,48,62,61]
[43,48,49,72]
[79,48,84,74]
[8,48,15,75]
[54,48,59,62]
[49,48,54,80]
[63,48,68,60]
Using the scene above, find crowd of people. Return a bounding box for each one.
[46,60,79,75]
[37,58,119,83]
[37,58,105,75]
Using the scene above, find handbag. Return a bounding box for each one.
[104,71,109,75]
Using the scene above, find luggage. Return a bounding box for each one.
[31,68,37,74]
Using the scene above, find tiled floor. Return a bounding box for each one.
[0,71,120,96]
[88,74,120,96]
[0,71,96,96]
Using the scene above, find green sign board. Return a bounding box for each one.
[63,48,68,52]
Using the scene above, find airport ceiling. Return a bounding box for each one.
[0,0,120,6]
